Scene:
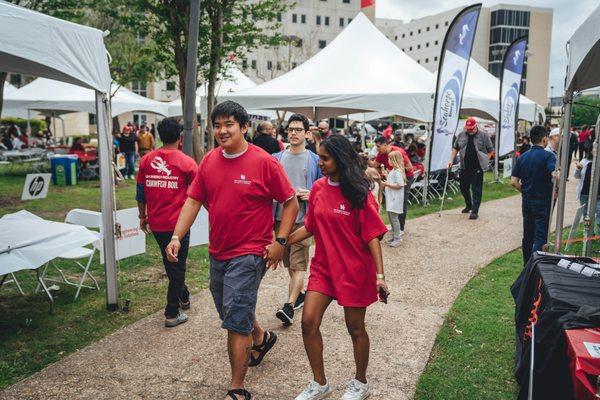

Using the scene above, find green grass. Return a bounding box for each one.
[0,172,210,389]
[380,172,518,224]
[414,249,523,399]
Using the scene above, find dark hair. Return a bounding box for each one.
[321,135,371,209]
[211,100,249,127]
[374,136,388,145]
[157,117,182,144]
[287,113,309,131]
[529,125,548,145]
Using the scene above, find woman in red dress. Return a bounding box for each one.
[289,135,389,400]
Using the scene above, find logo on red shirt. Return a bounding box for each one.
[234,173,251,185]
[150,156,172,176]
[334,203,350,216]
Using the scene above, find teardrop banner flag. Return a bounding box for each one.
[429,4,482,172]
[499,36,528,157]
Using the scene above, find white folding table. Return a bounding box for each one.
[0,210,99,302]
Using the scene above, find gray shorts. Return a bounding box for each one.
[209,254,266,335]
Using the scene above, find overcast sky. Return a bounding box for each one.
[376,0,598,98]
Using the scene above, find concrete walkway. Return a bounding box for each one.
[2,188,578,400]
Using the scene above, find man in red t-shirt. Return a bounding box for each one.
[136,117,197,328]
[166,101,299,400]
[372,136,414,233]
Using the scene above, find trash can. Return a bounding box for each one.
[50,155,78,186]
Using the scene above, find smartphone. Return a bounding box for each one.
[378,287,388,304]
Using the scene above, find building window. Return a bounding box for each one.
[402,33,405,38]
[292,14,297,23]
[395,35,398,41]
[251,60,257,69]
[435,40,439,45]
[325,16,330,26]
[434,56,438,62]
[277,13,281,22]
[418,29,421,34]
[445,21,449,26]
[417,59,421,64]
[425,58,429,63]
[417,44,421,49]
[301,14,306,23]
[340,17,344,27]
[292,62,298,69]
[410,31,413,36]
[343,0,350,3]
[409,46,413,51]
[267,61,273,70]
[89,114,97,125]
[401,48,405,52]
[277,62,282,70]
[316,15,321,25]
[166,81,176,91]
[426,26,430,32]
[426,42,429,47]
[319,40,327,49]
[435,23,439,29]
[242,60,248,70]
[131,81,147,97]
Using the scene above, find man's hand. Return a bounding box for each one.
[139,217,150,234]
[576,162,583,170]
[296,189,310,202]
[448,160,454,169]
[263,242,285,270]
[166,238,180,262]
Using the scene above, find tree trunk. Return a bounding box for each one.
[0,72,7,119]
[206,3,225,151]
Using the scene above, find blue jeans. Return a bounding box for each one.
[522,198,551,265]
[125,152,136,178]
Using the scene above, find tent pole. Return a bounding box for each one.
[583,113,600,256]
[423,123,432,205]
[182,0,200,156]
[96,91,119,311]
[26,109,31,135]
[494,120,500,182]
[553,91,573,253]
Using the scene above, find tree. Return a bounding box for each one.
[124,0,293,159]
[572,96,600,127]
[0,0,86,117]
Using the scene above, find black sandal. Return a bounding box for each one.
[226,389,251,399]
[248,330,277,367]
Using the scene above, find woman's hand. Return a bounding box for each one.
[376,278,389,301]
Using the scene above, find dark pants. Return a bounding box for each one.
[460,168,483,213]
[125,152,136,178]
[521,198,551,265]
[153,231,190,318]
[398,177,413,230]
[579,143,586,160]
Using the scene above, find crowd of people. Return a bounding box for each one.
[0,122,54,150]
[112,122,156,179]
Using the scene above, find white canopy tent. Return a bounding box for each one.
[460,59,545,123]
[4,77,170,117]
[3,81,15,95]
[223,13,436,122]
[0,0,118,310]
[554,3,600,254]
[168,64,277,120]
[2,81,28,118]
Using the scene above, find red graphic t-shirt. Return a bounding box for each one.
[187,144,295,260]
[375,145,414,178]
[137,148,197,232]
[304,177,388,307]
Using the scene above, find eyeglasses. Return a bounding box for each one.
[286,128,305,134]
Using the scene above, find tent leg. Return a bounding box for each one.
[583,113,600,256]
[96,91,119,311]
[422,123,432,205]
[554,93,573,253]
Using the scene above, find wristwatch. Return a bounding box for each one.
[275,237,288,247]
[376,273,385,280]
[171,235,180,242]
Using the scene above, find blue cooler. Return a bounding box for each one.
[50,155,78,186]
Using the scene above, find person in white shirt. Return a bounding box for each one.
[381,151,406,247]
[10,132,22,150]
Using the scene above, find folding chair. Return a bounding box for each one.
[0,273,25,295]
[409,170,424,204]
[36,209,102,300]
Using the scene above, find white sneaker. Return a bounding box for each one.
[389,240,401,247]
[294,380,333,400]
[341,379,371,400]
[398,230,405,237]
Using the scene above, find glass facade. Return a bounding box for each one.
[488,9,530,95]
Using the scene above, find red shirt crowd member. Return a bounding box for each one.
[373,137,414,178]
[288,135,389,400]
[166,101,298,400]
[135,117,197,328]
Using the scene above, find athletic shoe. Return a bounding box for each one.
[276,303,294,326]
[294,380,333,400]
[461,207,471,214]
[398,230,405,237]
[469,212,479,220]
[294,292,306,310]
[389,240,401,248]
[341,379,371,400]
[165,311,188,328]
